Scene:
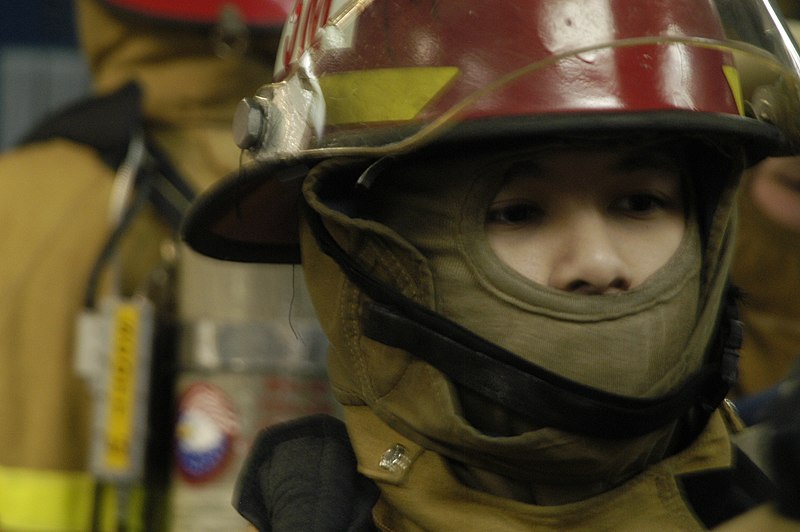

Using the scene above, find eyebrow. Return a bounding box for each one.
[504,159,545,180]
[502,149,683,181]
[613,149,685,175]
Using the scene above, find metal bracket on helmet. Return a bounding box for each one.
[233,53,326,159]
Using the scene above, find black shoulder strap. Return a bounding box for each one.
[20,81,196,230]
[23,82,198,308]
[21,82,143,169]
[679,446,776,528]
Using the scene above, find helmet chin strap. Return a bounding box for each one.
[302,197,742,440]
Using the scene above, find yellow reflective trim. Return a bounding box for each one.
[104,303,140,471]
[319,67,459,125]
[722,65,745,116]
[0,467,93,531]
[0,466,145,531]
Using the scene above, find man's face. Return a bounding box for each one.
[485,147,687,293]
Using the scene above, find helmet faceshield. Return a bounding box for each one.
[240,0,800,163]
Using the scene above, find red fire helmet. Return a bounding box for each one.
[183,0,800,262]
[102,0,293,28]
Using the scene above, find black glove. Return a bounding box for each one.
[234,414,379,532]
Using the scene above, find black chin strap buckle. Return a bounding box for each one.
[699,290,742,415]
[721,312,743,388]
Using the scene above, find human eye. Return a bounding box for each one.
[486,201,542,225]
[612,192,675,217]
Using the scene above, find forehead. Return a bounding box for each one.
[375,141,689,204]
[499,145,686,182]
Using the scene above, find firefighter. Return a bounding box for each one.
[0,0,289,530]
[183,0,800,529]
[730,154,800,420]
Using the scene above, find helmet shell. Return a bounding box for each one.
[277,0,738,129]
[260,0,800,158]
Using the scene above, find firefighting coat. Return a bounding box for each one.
[0,0,274,528]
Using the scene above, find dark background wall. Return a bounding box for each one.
[0,1,90,151]
[0,2,80,47]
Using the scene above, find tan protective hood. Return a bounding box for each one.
[300,149,739,503]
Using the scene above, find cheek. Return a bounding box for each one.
[485,215,686,289]
[617,218,686,283]
[485,228,550,284]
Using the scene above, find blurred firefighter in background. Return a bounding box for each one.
[0,0,291,530]
[777,0,799,20]
[728,16,800,424]
[731,155,800,421]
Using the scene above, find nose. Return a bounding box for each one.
[546,214,632,295]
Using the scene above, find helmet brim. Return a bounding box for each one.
[182,110,785,263]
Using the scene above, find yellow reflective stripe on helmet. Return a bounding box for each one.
[722,65,745,116]
[319,67,459,125]
[0,466,144,531]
